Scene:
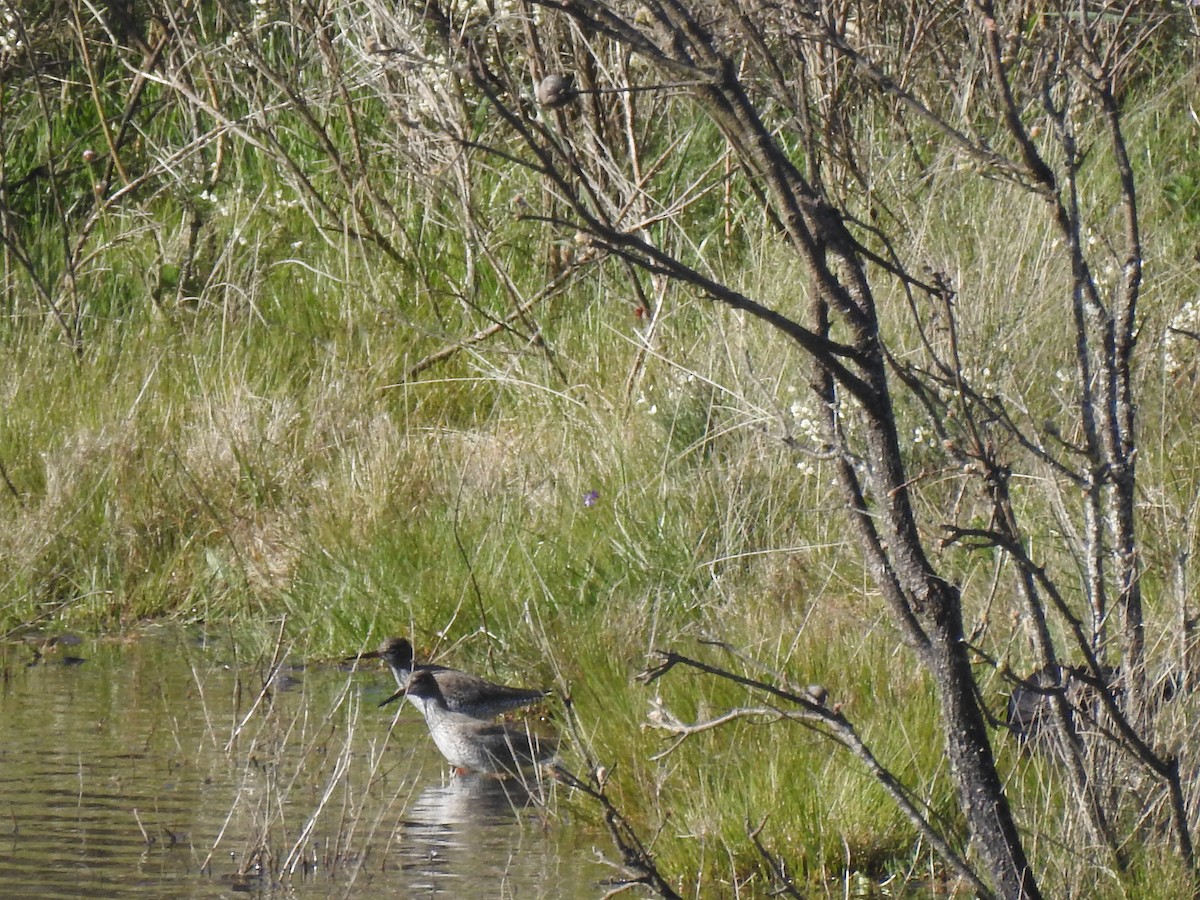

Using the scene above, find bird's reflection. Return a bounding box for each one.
[414,774,537,825]
[393,774,552,886]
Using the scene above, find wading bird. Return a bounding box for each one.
[347,636,549,720]
[404,669,558,776]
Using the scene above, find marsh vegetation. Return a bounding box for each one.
[3,1,1200,896]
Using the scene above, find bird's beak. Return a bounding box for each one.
[345,650,383,663]
[379,687,406,708]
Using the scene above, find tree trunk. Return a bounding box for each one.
[927,589,1041,899]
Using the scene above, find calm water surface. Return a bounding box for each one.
[0,628,609,898]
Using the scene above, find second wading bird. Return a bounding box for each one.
[348,636,550,720]
[404,669,558,776]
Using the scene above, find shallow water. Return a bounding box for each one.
[0,628,609,898]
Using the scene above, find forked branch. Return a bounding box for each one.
[640,649,993,899]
